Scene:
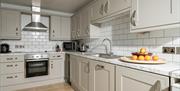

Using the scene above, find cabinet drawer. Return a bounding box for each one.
[0,62,24,75]
[49,53,64,60]
[0,73,24,86]
[0,55,24,62]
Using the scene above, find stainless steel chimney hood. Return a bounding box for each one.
[24,0,47,31]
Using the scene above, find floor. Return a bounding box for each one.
[16,83,74,91]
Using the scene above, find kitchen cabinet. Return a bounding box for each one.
[50,16,71,40]
[116,66,169,91]
[0,10,2,39]
[130,0,180,32]
[70,55,80,90]
[89,61,115,91]
[49,53,65,79]
[91,0,130,22]
[79,57,90,91]
[0,9,21,39]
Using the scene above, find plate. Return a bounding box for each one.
[120,57,166,64]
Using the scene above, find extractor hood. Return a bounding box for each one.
[24,0,47,31]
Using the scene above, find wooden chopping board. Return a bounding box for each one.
[120,57,166,64]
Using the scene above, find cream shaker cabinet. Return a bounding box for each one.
[78,57,90,91]
[89,61,115,91]
[130,0,180,32]
[70,55,80,90]
[0,9,21,39]
[116,66,169,91]
[49,53,65,79]
[50,16,71,40]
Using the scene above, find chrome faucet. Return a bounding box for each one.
[102,38,113,55]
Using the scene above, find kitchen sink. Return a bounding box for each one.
[83,53,122,59]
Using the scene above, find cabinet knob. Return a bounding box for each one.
[53,30,55,33]
[15,64,18,67]
[51,64,53,69]
[16,33,18,35]
[16,28,18,31]
[14,75,18,78]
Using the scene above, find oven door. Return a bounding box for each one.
[26,59,49,78]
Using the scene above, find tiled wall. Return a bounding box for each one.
[0,14,63,52]
[88,12,180,63]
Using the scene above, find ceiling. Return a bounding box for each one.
[1,0,92,13]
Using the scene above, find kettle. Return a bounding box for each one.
[80,44,89,52]
[0,43,11,53]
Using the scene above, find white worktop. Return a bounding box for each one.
[67,52,180,77]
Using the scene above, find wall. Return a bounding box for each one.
[0,14,63,52]
[88,12,180,63]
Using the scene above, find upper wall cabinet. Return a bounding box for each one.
[50,16,71,40]
[91,0,131,23]
[0,9,21,39]
[130,0,180,32]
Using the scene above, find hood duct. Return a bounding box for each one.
[23,2,47,31]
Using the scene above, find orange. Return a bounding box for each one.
[152,55,159,61]
[144,55,151,61]
[140,48,146,54]
[138,56,145,60]
[131,55,138,60]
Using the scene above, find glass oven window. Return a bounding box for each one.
[26,60,48,78]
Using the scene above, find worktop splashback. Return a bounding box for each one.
[87,12,180,63]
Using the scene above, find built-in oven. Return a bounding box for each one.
[25,53,49,78]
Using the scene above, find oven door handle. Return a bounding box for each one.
[26,59,48,62]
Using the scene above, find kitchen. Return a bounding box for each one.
[0,0,180,91]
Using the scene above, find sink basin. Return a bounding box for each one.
[83,53,121,59]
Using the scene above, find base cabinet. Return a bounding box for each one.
[116,66,169,91]
[89,61,115,91]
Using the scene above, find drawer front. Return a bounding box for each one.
[49,53,64,60]
[0,55,24,62]
[0,73,24,86]
[0,62,24,75]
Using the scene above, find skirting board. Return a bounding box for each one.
[0,78,65,91]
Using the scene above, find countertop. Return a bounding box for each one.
[66,52,180,78]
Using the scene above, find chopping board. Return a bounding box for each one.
[120,57,166,64]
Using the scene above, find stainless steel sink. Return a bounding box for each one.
[83,53,121,59]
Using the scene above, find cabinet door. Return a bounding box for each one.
[109,0,130,15]
[131,0,180,32]
[60,17,71,40]
[116,66,169,91]
[89,61,115,91]
[0,10,2,39]
[50,16,61,40]
[91,0,104,21]
[50,60,64,79]
[79,57,90,91]
[70,55,80,90]
[1,10,21,39]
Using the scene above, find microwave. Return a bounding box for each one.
[63,42,77,51]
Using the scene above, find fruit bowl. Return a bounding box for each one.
[132,52,153,56]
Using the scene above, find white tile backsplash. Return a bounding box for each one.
[88,12,180,63]
[0,14,63,52]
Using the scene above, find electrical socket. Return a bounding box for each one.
[162,47,175,54]
[176,47,180,54]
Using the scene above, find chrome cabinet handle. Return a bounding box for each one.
[154,80,161,91]
[131,10,136,26]
[7,58,13,60]
[6,76,13,79]
[95,64,104,70]
[6,65,13,67]
[104,1,109,13]
[99,4,104,15]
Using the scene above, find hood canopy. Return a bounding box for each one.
[23,0,47,31]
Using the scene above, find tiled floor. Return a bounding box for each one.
[16,83,74,91]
